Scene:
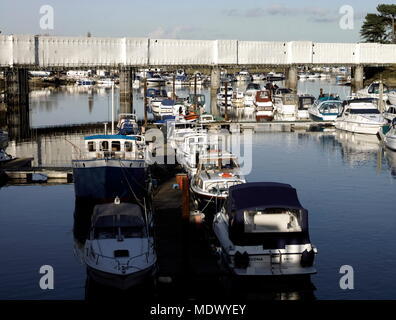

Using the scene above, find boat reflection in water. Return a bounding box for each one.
[385,149,396,178]
[334,131,382,166]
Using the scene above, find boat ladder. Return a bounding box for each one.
[270,249,282,275]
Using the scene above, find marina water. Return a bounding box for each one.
[1,79,395,299]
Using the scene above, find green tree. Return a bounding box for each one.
[360,14,389,43]
[377,4,396,43]
[360,4,396,43]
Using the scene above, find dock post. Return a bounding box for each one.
[224,81,229,121]
[353,65,364,92]
[172,74,176,100]
[180,174,190,221]
[286,66,298,91]
[144,78,148,128]
[119,67,133,114]
[210,67,220,116]
[194,74,197,112]
[4,68,29,107]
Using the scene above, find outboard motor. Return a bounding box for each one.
[300,249,315,267]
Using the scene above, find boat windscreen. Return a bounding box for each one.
[201,158,238,170]
[348,108,380,114]
[243,209,303,233]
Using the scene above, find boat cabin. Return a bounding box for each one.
[298,95,315,110]
[84,134,145,160]
[90,202,148,241]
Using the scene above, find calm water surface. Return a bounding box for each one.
[1,79,395,300]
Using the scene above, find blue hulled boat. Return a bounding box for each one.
[72,134,147,202]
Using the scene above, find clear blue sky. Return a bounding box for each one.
[0,0,394,42]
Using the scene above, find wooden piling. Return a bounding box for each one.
[144,78,148,127]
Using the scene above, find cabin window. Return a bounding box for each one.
[244,209,302,233]
[100,141,109,151]
[125,142,133,152]
[88,141,96,152]
[112,141,121,152]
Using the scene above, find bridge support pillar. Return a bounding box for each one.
[210,68,220,115]
[119,67,133,114]
[4,68,29,107]
[286,66,298,91]
[353,65,364,91]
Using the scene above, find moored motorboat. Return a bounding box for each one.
[117,113,139,135]
[213,182,317,276]
[308,99,343,121]
[72,134,147,201]
[384,118,396,151]
[383,105,396,123]
[297,95,315,119]
[190,151,245,213]
[254,90,274,121]
[388,91,396,105]
[335,98,386,135]
[274,93,298,116]
[357,81,389,101]
[84,199,156,289]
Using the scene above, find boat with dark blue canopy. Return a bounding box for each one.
[213,182,317,276]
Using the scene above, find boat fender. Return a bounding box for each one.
[234,251,250,268]
[300,249,315,267]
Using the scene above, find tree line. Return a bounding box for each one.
[361,4,396,43]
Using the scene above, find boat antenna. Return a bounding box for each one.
[111,83,115,135]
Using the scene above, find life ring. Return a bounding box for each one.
[219,172,233,178]
[184,112,199,121]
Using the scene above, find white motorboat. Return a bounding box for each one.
[383,105,396,123]
[213,182,317,276]
[231,89,245,107]
[84,199,157,289]
[388,91,396,105]
[167,117,205,150]
[335,98,386,135]
[308,98,343,121]
[190,151,246,212]
[384,119,396,151]
[146,73,166,87]
[151,98,176,116]
[274,93,298,116]
[199,114,215,124]
[356,81,389,101]
[297,95,315,119]
[266,72,285,81]
[117,113,139,135]
[235,71,251,82]
[175,132,222,177]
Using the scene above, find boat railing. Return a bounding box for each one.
[93,249,152,271]
[76,150,145,161]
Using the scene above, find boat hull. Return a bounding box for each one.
[385,134,396,151]
[87,265,155,290]
[335,121,383,135]
[72,159,146,201]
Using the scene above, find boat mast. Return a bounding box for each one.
[111,83,115,135]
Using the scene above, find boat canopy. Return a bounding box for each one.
[226,182,310,247]
[91,203,147,239]
[84,134,141,141]
[161,99,175,106]
[227,182,305,214]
